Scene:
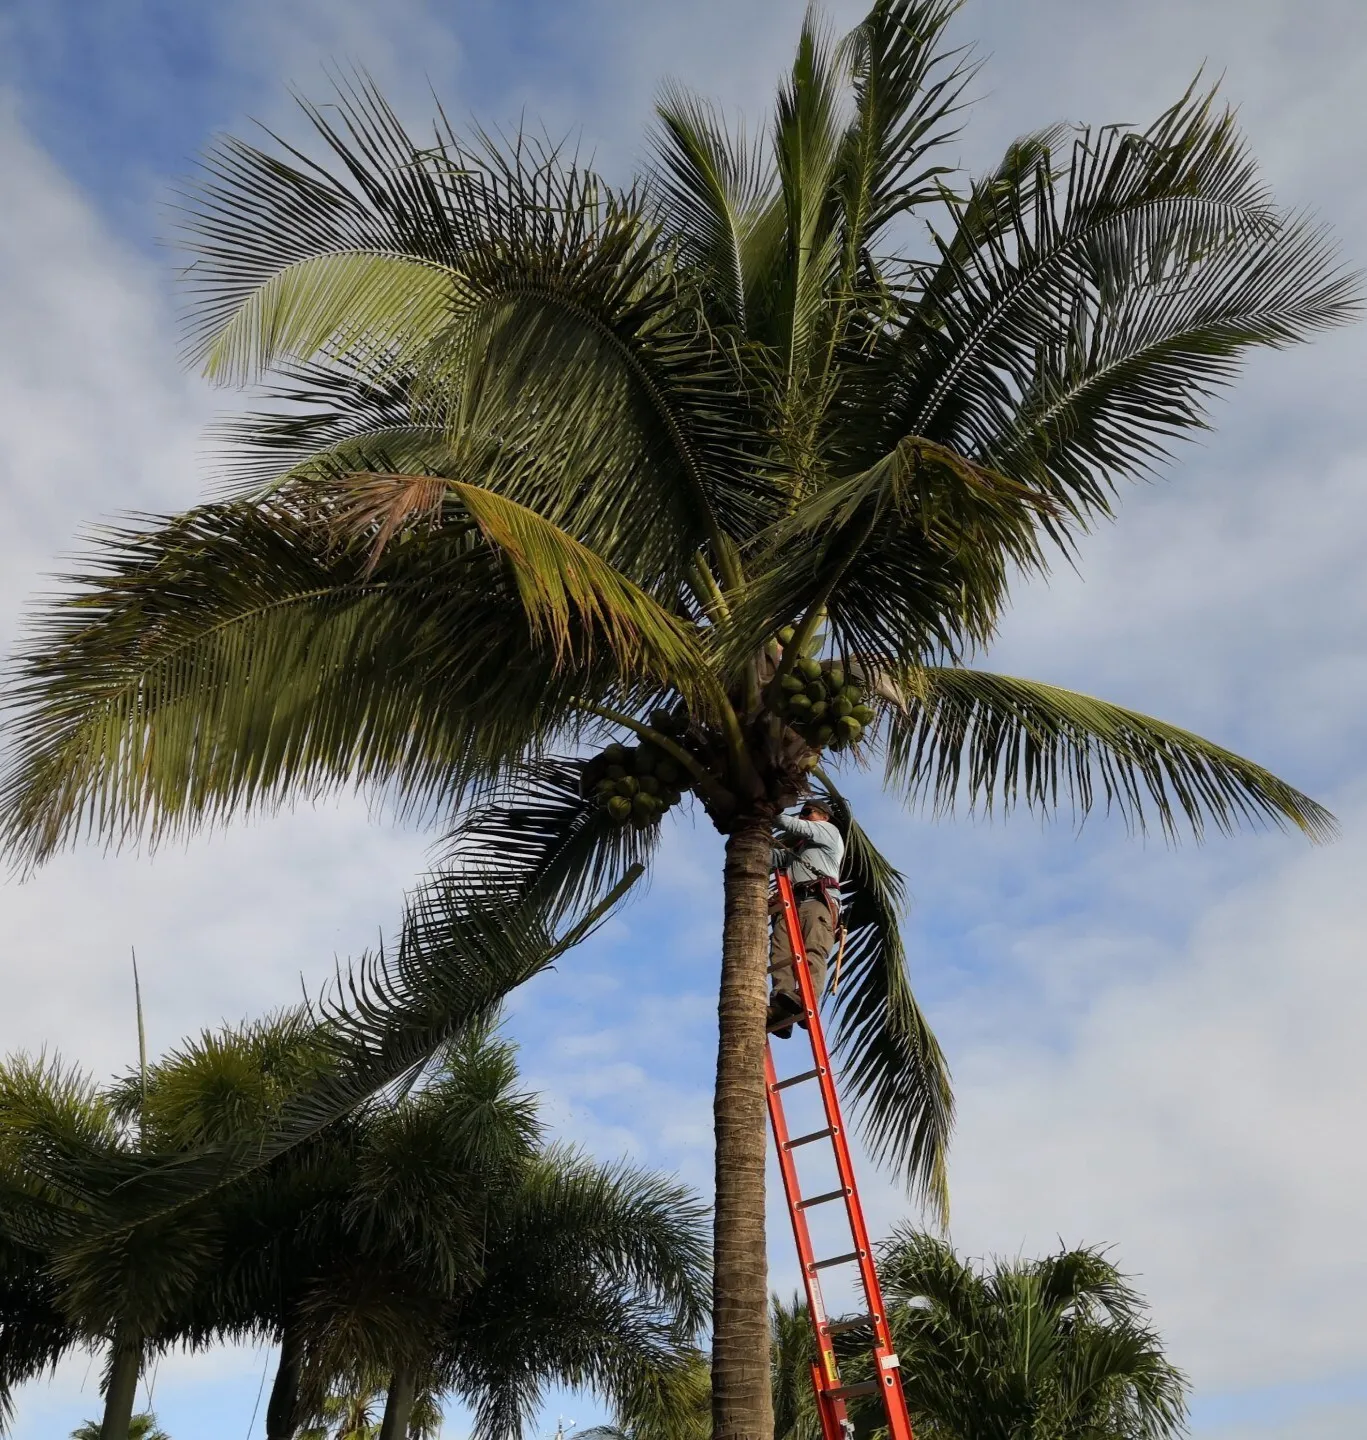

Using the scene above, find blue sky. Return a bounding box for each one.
[1,2,1366,1437]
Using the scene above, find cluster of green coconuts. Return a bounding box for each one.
[771,625,877,751]
[579,707,694,829]
[582,633,878,828]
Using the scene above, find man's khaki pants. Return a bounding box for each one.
[770,897,835,1007]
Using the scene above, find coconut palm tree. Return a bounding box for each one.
[1,5,1355,1438]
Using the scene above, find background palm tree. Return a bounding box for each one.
[596,1237,1184,1440]
[1,993,706,1440]
[1,4,1355,1438]
[0,1055,219,1440]
[862,1230,1187,1440]
[70,1415,170,1440]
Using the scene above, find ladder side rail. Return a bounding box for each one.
[764,1043,847,1440]
[774,872,916,1440]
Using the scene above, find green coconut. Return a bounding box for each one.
[606,764,627,781]
[594,778,617,798]
[787,692,812,716]
[777,625,796,645]
[607,795,632,822]
[831,697,853,719]
[836,715,862,742]
[631,792,659,820]
[825,664,846,692]
[852,704,875,726]
[805,681,827,704]
[638,775,662,797]
[617,775,640,797]
[780,673,806,694]
[604,742,630,764]
[655,757,680,785]
[797,655,823,682]
[814,723,835,745]
[809,700,829,722]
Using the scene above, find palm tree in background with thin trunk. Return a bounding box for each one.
[1,4,1356,1438]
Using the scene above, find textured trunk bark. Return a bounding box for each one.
[712,817,775,1440]
[265,1323,305,1440]
[98,1329,142,1440]
[378,1367,417,1440]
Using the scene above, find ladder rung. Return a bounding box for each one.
[772,1068,821,1092]
[810,1249,863,1271]
[825,1314,877,1334]
[824,1380,880,1401]
[767,1015,803,1034]
[796,1187,849,1210]
[783,1126,835,1149]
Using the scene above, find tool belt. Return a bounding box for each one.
[793,876,842,912]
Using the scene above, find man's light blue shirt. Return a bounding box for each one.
[772,813,844,887]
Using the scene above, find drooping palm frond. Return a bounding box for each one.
[812,779,952,1225]
[881,667,1335,840]
[890,83,1358,537]
[0,496,712,866]
[439,757,660,926]
[28,866,639,1257]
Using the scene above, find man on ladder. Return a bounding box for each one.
[768,799,844,1038]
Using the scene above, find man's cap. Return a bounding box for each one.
[798,799,832,817]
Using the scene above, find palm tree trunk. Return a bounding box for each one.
[378,1367,416,1440]
[712,817,775,1440]
[265,1322,305,1440]
[98,1327,142,1440]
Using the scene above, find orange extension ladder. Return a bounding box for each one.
[765,869,914,1440]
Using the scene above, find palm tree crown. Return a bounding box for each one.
[0,4,1354,1439]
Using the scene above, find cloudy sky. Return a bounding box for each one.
[2,1,1365,1437]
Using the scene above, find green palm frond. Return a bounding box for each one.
[210,360,454,499]
[769,1294,822,1440]
[881,666,1335,840]
[813,780,952,1224]
[729,436,1043,676]
[52,868,638,1245]
[649,87,782,332]
[834,1,974,264]
[0,501,698,865]
[769,11,848,381]
[892,82,1358,534]
[439,758,659,925]
[186,78,775,582]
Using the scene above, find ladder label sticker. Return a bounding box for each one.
[879,1354,901,1370]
